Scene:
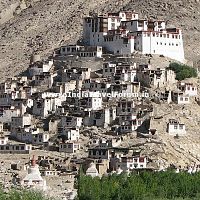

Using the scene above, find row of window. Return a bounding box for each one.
[156,42,179,46]
[104,37,114,42]
[173,124,184,129]
[60,144,79,149]
[0,145,26,150]
[144,33,181,39]
[180,97,189,101]
[79,52,97,57]
[0,94,10,98]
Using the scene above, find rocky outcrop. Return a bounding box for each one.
[0,0,40,25]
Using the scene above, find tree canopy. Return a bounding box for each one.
[168,62,197,81]
[0,188,51,200]
[77,171,200,200]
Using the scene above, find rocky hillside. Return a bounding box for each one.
[0,0,200,80]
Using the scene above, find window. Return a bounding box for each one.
[68,144,72,148]
[185,98,188,101]
[111,23,115,29]
[174,125,178,129]
[179,125,184,129]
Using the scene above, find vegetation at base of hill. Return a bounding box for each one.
[0,188,51,200]
[168,62,197,81]
[77,171,200,200]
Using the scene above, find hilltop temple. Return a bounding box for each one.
[83,11,185,62]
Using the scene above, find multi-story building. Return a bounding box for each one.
[137,64,176,88]
[177,82,198,96]
[59,142,80,153]
[118,156,147,171]
[83,11,184,62]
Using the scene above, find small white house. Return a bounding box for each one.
[59,142,80,153]
[32,96,65,117]
[117,100,135,115]
[29,60,53,77]
[119,156,147,171]
[62,67,91,82]
[79,96,103,110]
[11,127,49,145]
[0,107,21,123]
[178,82,197,96]
[34,72,57,88]
[83,107,116,128]
[55,81,77,94]
[60,116,82,128]
[172,92,190,104]
[58,127,80,141]
[167,119,186,136]
[0,136,8,145]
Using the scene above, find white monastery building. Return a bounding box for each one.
[83,11,185,62]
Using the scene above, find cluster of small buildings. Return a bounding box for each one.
[85,138,148,177]
[0,10,196,186]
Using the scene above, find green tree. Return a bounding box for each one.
[168,62,197,80]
